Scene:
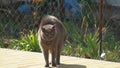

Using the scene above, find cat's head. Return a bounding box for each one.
[41,24,56,41]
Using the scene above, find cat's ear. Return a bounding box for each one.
[52,24,56,29]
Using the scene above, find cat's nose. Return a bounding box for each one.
[48,30,51,32]
[48,35,52,38]
[48,35,51,38]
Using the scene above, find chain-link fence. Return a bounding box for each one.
[0,0,120,39]
[0,0,82,38]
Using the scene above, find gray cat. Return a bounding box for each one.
[38,15,67,67]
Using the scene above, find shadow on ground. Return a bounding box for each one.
[58,64,86,68]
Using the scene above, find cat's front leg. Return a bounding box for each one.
[51,49,57,67]
[56,48,60,65]
[43,49,49,67]
[56,44,62,65]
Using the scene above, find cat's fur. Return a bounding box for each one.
[38,15,67,67]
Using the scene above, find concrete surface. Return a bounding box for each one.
[0,48,120,68]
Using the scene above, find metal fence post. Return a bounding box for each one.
[99,0,104,57]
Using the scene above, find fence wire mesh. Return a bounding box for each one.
[0,0,80,38]
[0,0,120,39]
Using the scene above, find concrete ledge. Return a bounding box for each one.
[0,48,120,68]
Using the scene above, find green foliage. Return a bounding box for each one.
[62,0,99,59]
[9,31,40,52]
[76,44,83,57]
[105,46,120,62]
[63,22,99,59]
[83,32,99,59]
[63,22,82,45]
[81,0,95,27]
[103,36,120,62]
[62,44,73,56]
[0,39,5,48]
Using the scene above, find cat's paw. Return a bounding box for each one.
[56,62,60,65]
[52,63,57,67]
[45,64,49,68]
[52,66,58,68]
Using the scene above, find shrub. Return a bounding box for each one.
[9,30,40,52]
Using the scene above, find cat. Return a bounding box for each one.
[38,15,67,67]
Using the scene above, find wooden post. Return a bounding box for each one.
[99,0,104,57]
[59,0,65,20]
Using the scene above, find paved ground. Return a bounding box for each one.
[0,48,120,68]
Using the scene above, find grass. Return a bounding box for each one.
[103,36,120,62]
[83,32,99,59]
[62,21,99,59]
[63,21,120,62]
